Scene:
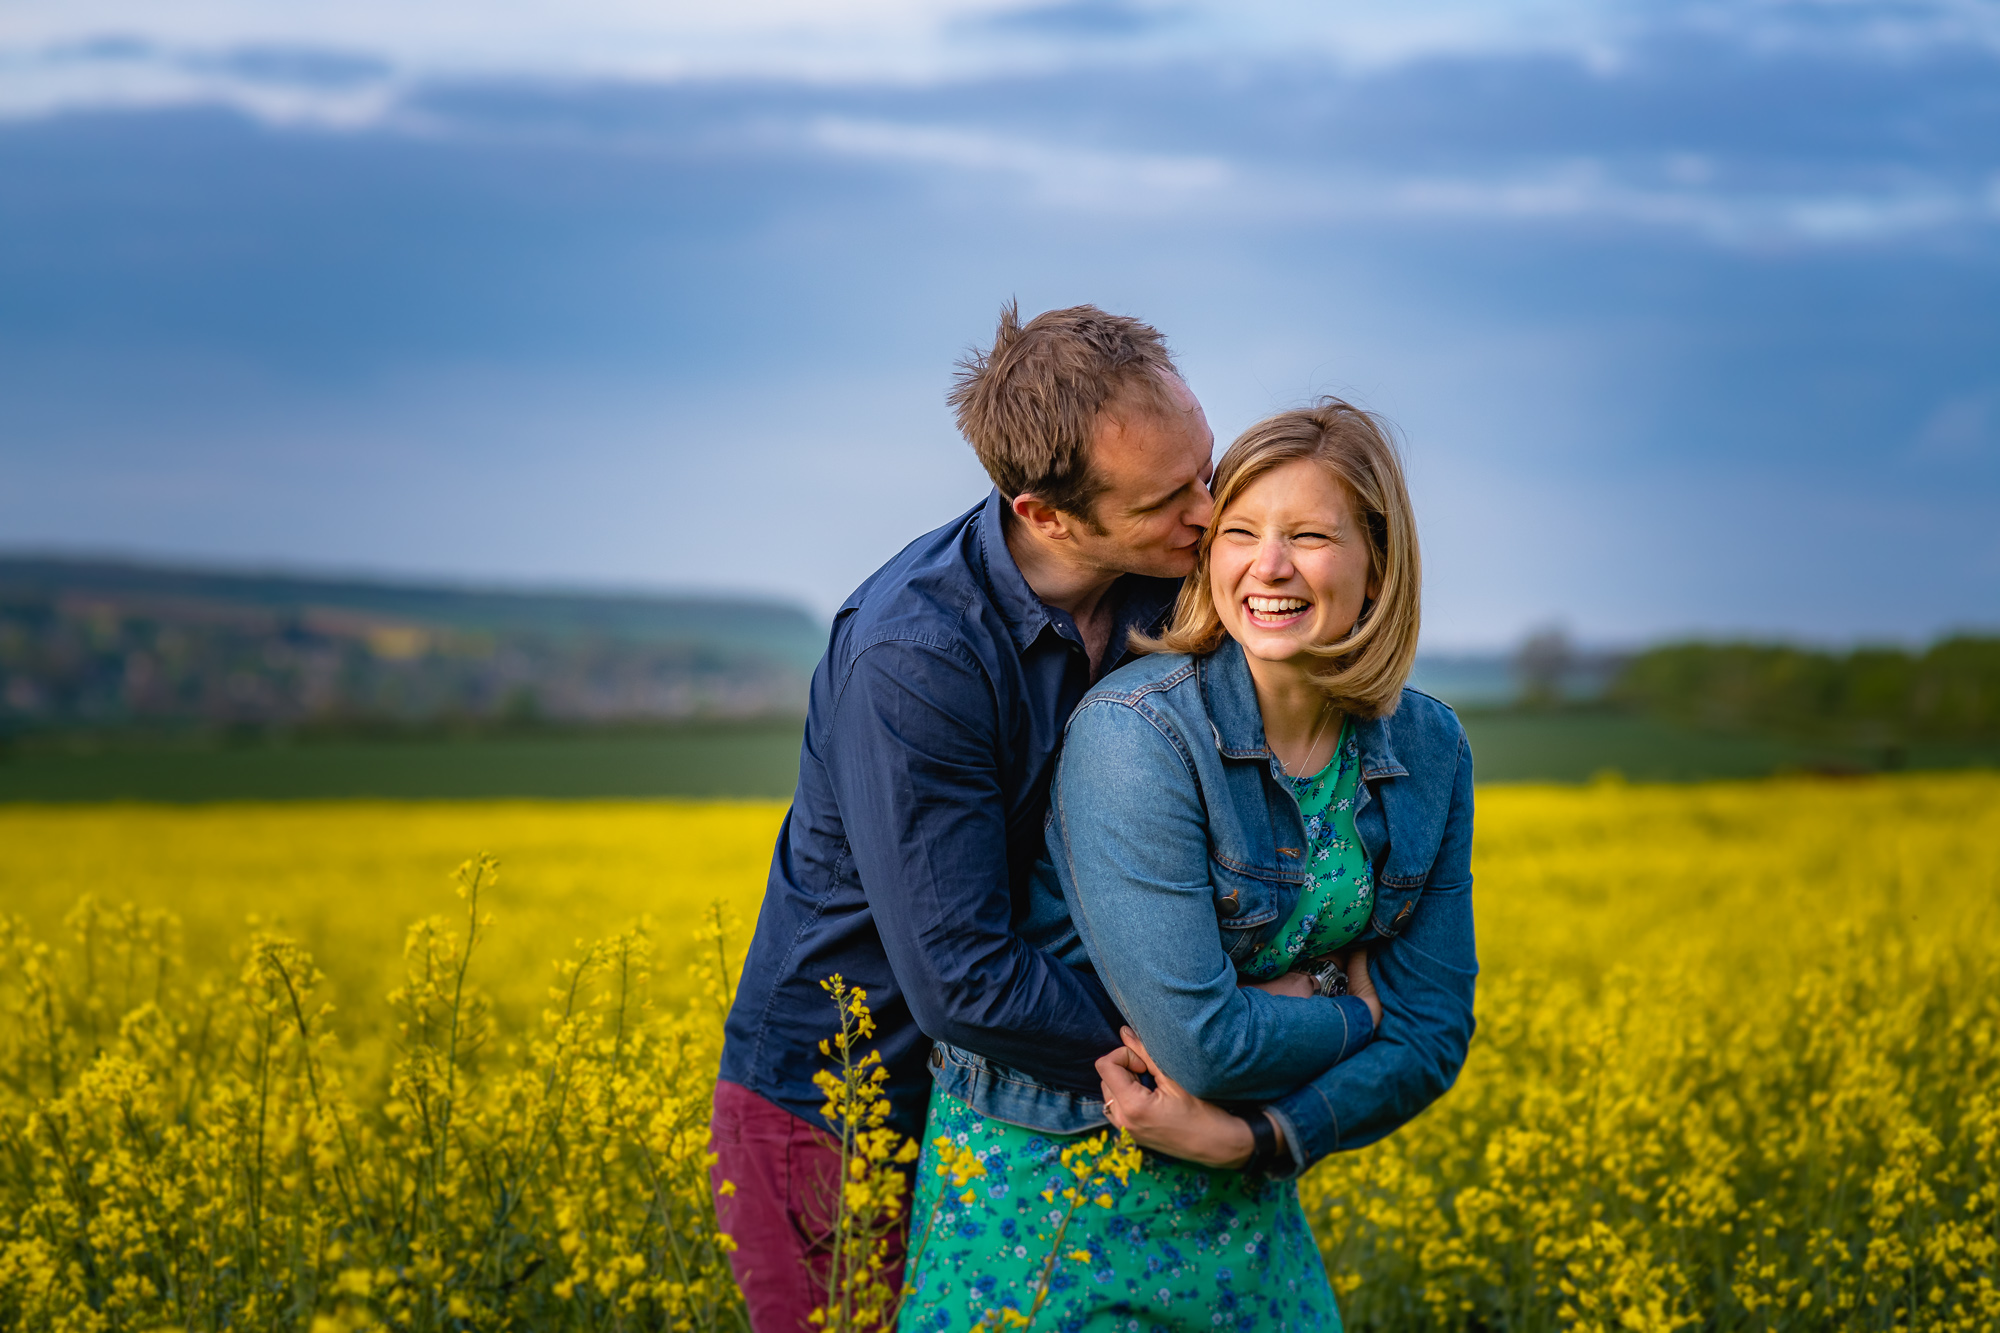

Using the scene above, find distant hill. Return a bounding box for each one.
[1406,654,1515,708]
[0,556,827,730]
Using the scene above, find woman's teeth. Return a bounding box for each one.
[1246,596,1309,618]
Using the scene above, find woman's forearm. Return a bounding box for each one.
[1053,710,1371,1100]
[1266,876,1477,1171]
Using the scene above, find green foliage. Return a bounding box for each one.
[0,725,809,802]
[1610,635,2000,744]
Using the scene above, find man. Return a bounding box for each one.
[711,303,1215,1331]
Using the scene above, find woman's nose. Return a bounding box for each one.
[1250,536,1291,583]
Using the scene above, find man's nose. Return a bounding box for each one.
[1185,481,1215,530]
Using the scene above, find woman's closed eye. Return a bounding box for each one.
[1222,525,1333,545]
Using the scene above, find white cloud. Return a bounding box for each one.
[1346,164,1978,246]
[797,118,1997,245]
[3,2,1995,252]
[7,0,1999,126]
[806,116,1229,207]
[4,1,1001,82]
[0,41,407,126]
[0,1,1010,125]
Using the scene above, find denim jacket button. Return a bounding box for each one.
[1217,891,1241,918]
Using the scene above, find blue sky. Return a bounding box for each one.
[2,1,1997,647]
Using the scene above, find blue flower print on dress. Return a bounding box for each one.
[1240,721,1375,982]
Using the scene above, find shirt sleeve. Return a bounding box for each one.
[1264,731,1479,1175]
[1050,697,1375,1105]
[821,637,1126,1091]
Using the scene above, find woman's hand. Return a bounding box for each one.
[1096,1027,1265,1169]
[1340,948,1384,1031]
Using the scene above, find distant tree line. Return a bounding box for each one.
[1608,636,2000,742]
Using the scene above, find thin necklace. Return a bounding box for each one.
[1284,701,1335,779]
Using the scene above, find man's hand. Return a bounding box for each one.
[1096,1027,1278,1169]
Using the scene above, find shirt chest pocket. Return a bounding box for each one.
[1209,857,1301,962]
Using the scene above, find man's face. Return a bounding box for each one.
[1068,375,1216,579]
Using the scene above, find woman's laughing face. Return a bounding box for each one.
[1210,457,1376,670]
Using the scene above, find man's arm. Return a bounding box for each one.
[1053,699,1376,1103]
[822,638,1124,1091]
[1264,731,1479,1173]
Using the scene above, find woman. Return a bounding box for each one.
[899,400,1478,1332]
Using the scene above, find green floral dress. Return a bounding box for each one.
[898,725,1373,1333]
[1238,724,1375,985]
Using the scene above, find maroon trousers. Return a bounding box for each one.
[709,1079,909,1333]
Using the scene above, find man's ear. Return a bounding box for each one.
[1012,493,1076,543]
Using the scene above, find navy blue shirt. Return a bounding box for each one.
[719,491,1180,1136]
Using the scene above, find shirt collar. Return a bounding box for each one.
[1198,637,1408,779]
[976,489,1059,652]
[976,488,1181,659]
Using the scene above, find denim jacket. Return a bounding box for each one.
[930,637,1478,1176]
[720,492,1177,1139]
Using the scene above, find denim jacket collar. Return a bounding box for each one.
[1196,638,1271,759]
[1197,637,1409,780]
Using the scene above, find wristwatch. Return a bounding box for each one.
[1304,956,1349,999]
[1230,1108,1282,1175]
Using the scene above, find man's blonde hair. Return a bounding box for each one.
[1136,398,1422,719]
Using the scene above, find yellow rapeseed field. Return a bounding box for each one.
[2,774,1996,1332]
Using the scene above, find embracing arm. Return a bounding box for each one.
[1265,731,1479,1173]
[823,640,1124,1091]
[1054,698,1376,1103]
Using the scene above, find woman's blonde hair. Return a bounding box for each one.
[1134,398,1422,719]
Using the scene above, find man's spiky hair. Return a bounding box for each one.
[948,301,1181,523]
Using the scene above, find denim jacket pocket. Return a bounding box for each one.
[1370,873,1428,938]
[1209,858,1298,961]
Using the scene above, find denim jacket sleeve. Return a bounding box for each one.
[1051,698,1377,1104]
[1266,732,1478,1174]
[823,639,1126,1092]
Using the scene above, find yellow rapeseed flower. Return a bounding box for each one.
[1,781,1996,1331]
